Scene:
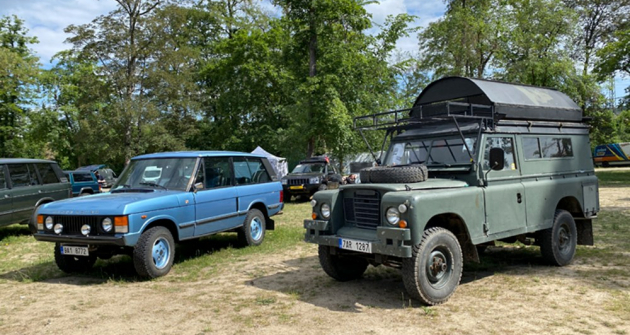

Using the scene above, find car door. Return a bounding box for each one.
[193,156,239,236]
[7,163,42,223]
[482,135,527,236]
[0,165,13,227]
[233,157,274,214]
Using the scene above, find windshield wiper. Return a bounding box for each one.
[139,182,168,190]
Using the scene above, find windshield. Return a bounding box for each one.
[292,163,325,173]
[113,158,197,191]
[384,136,477,166]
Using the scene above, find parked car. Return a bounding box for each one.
[33,151,284,278]
[304,76,599,305]
[76,164,117,188]
[0,159,71,232]
[593,142,630,167]
[64,171,101,196]
[281,156,342,200]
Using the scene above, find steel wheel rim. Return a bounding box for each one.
[152,237,170,269]
[558,223,571,253]
[250,217,263,241]
[425,248,452,288]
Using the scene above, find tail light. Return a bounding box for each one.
[280,190,284,203]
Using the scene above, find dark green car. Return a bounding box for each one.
[304,77,599,305]
[0,159,71,231]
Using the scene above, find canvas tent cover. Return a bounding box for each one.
[412,76,583,122]
[251,146,288,179]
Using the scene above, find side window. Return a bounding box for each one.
[36,164,61,184]
[233,157,254,185]
[8,164,31,187]
[248,158,271,183]
[522,137,541,159]
[540,137,573,158]
[203,157,232,189]
[483,137,517,171]
[0,166,6,189]
[29,165,41,185]
[73,173,94,182]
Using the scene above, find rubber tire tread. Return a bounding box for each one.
[540,209,577,266]
[238,209,266,247]
[54,243,96,273]
[402,227,463,305]
[133,226,175,279]
[361,165,428,184]
[318,245,369,282]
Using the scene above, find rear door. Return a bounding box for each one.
[7,164,42,223]
[0,165,13,227]
[193,157,239,236]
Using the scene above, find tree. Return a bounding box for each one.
[0,15,40,157]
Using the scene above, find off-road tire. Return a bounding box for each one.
[238,209,266,246]
[360,165,428,184]
[318,245,369,281]
[133,226,175,278]
[54,243,97,273]
[540,210,577,266]
[402,227,463,305]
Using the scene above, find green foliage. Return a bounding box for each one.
[595,28,630,79]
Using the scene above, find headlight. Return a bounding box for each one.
[102,217,113,232]
[309,177,320,184]
[53,223,63,234]
[386,207,400,225]
[310,199,317,207]
[81,224,91,236]
[281,179,287,185]
[45,216,54,230]
[321,203,331,219]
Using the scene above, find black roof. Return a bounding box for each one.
[299,156,329,164]
[412,77,582,122]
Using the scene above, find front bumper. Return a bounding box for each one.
[33,233,127,246]
[303,219,412,258]
[283,184,319,195]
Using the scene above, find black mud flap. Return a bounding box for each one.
[576,218,593,245]
[266,218,275,231]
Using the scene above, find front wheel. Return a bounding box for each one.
[54,243,96,273]
[402,227,463,305]
[133,226,175,278]
[540,209,577,266]
[318,245,369,281]
[238,209,266,246]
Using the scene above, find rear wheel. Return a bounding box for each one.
[54,243,96,273]
[238,209,266,246]
[133,226,175,278]
[540,210,577,266]
[318,245,369,281]
[402,227,463,305]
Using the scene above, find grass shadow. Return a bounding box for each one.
[0,224,31,241]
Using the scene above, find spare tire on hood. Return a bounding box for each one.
[360,164,428,184]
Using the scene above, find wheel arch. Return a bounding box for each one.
[424,212,479,263]
[142,219,179,242]
[247,201,273,230]
[35,197,56,208]
[555,196,592,245]
[556,196,584,218]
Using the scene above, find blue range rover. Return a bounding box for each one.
[33,151,284,278]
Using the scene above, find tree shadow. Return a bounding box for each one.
[0,224,31,241]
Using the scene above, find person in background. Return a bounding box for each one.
[345,174,357,184]
[94,170,105,185]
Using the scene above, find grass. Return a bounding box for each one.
[595,168,630,186]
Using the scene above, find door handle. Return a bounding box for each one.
[517,193,522,203]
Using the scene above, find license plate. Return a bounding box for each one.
[290,185,304,190]
[61,246,89,256]
[339,238,372,253]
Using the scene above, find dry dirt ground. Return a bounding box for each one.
[1,187,629,335]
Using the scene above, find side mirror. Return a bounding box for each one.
[193,182,204,193]
[489,148,505,171]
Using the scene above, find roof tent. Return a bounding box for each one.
[412,77,582,122]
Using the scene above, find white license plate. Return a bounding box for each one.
[61,246,89,256]
[338,238,372,253]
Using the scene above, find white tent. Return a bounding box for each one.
[251,146,288,179]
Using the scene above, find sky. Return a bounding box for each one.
[1,0,628,101]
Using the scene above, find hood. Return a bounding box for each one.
[284,172,323,178]
[38,190,185,216]
[340,178,469,193]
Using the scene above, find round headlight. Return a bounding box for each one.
[53,223,63,234]
[310,199,317,207]
[398,204,408,213]
[102,217,113,232]
[386,207,400,225]
[45,216,53,230]
[321,203,331,219]
[81,224,91,236]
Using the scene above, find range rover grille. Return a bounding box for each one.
[47,216,110,235]
[343,190,381,229]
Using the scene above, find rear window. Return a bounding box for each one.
[72,173,94,182]
[0,166,6,189]
[36,164,61,184]
[523,137,573,159]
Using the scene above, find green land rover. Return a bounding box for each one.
[304,77,599,305]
